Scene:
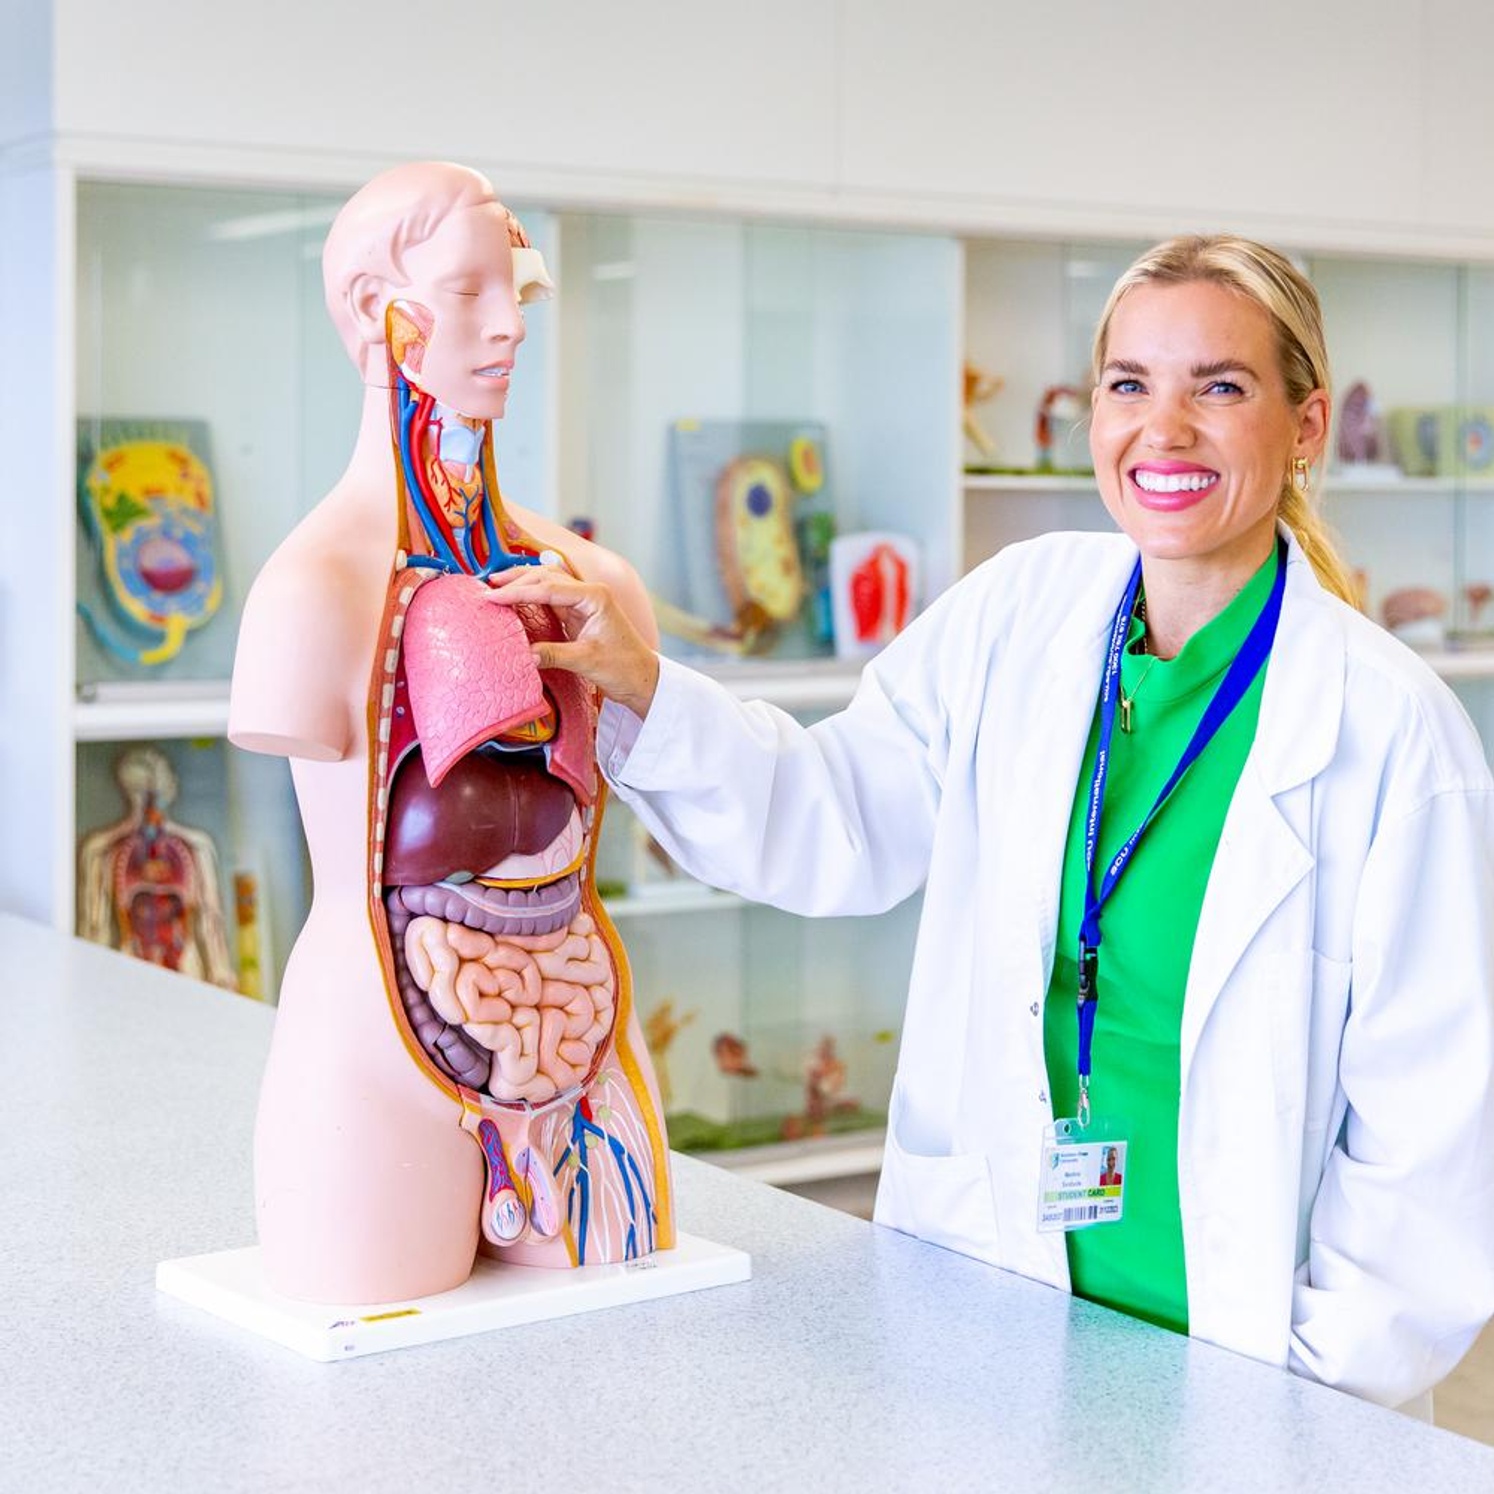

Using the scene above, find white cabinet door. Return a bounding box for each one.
[51,0,839,192]
[836,0,1427,238]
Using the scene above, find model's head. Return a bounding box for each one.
[322,161,553,419]
[116,745,177,809]
[1088,234,1355,603]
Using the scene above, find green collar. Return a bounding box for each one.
[1121,545,1281,705]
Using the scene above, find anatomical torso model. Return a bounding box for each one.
[77,744,236,988]
[229,163,673,1304]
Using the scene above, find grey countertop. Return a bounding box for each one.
[4,912,1493,1493]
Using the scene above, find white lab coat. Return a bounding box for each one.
[599,528,1494,1407]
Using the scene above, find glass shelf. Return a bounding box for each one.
[73,679,231,741]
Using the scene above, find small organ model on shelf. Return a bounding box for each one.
[76,744,236,989]
[1034,384,1092,474]
[1386,405,1494,478]
[642,999,697,1112]
[1381,586,1448,649]
[781,1034,859,1142]
[829,532,920,659]
[667,1025,890,1154]
[1333,381,1400,480]
[962,360,1004,463]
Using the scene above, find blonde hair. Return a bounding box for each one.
[1091,235,1359,606]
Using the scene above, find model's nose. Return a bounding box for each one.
[483,295,525,346]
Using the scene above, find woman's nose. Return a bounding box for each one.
[1143,396,1194,450]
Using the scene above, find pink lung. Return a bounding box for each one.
[402,574,548,787]
[400,571,598,803]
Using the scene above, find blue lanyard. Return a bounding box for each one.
[1074,535,1287,1121]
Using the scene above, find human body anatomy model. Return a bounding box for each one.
[229,163,672,1304]
[77,745,235,988]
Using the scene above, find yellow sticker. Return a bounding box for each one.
[359,1308,421,1323]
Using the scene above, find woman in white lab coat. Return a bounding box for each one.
[495,236,1494,1411]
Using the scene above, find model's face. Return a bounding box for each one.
[1090,280,1327,582]
[391,201,526,421]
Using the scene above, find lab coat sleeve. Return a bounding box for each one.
[1289,787,1494,1406]
[597,587,968,918]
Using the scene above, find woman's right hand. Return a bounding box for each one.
[487,565,661,719]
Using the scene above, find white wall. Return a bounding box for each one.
[25,0,1494,255]
[0,167,71,923]
[0,0,52,149]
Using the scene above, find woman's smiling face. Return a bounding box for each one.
[1090,279,1328,586]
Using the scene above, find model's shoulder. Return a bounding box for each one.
[504,502,656,645]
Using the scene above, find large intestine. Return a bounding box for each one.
[402,912,615,1104]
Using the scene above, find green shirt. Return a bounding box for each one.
[1042,545,1278,1335]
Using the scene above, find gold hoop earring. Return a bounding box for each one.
[1291,457,1310,494]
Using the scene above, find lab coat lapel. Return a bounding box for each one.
[1180,542,1345,1078]
[1008,546,1139,989]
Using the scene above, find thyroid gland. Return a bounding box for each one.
[367,566,670,1264]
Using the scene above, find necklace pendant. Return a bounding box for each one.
[1119,694,1134,734]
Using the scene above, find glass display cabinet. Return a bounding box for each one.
[65,179,960,1181]
[52,182,1494,1181]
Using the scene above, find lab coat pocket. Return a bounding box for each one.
[1268,948,1349,1127]
[875,1083,1001,1266]
[1303,950,1351,1131]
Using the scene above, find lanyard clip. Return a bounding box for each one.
[1077,940,1098,1005]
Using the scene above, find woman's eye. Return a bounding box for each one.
[1109,378,1144,395]
[1205,379,1244,396]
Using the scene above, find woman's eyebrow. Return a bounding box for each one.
[1192,360,1257,380]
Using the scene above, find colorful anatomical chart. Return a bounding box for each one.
[76,420,224,670]
[665,419,835,660]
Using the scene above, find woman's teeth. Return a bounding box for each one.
[1133,469,1217,493]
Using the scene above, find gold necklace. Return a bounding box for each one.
[1119,603,1155,734]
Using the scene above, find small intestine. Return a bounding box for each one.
[405,912,616,1103]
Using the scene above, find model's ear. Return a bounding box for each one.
[347,271,396,352]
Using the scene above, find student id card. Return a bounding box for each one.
[1037,1117,1128,1233]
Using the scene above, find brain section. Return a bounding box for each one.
[401,912,616,1103]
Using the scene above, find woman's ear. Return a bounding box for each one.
[1296,387,1332,463]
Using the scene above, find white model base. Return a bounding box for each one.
[156,1233,751,1362]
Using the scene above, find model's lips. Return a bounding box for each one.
[474,363,513,379]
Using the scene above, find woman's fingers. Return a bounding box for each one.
[486,565,660,717]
